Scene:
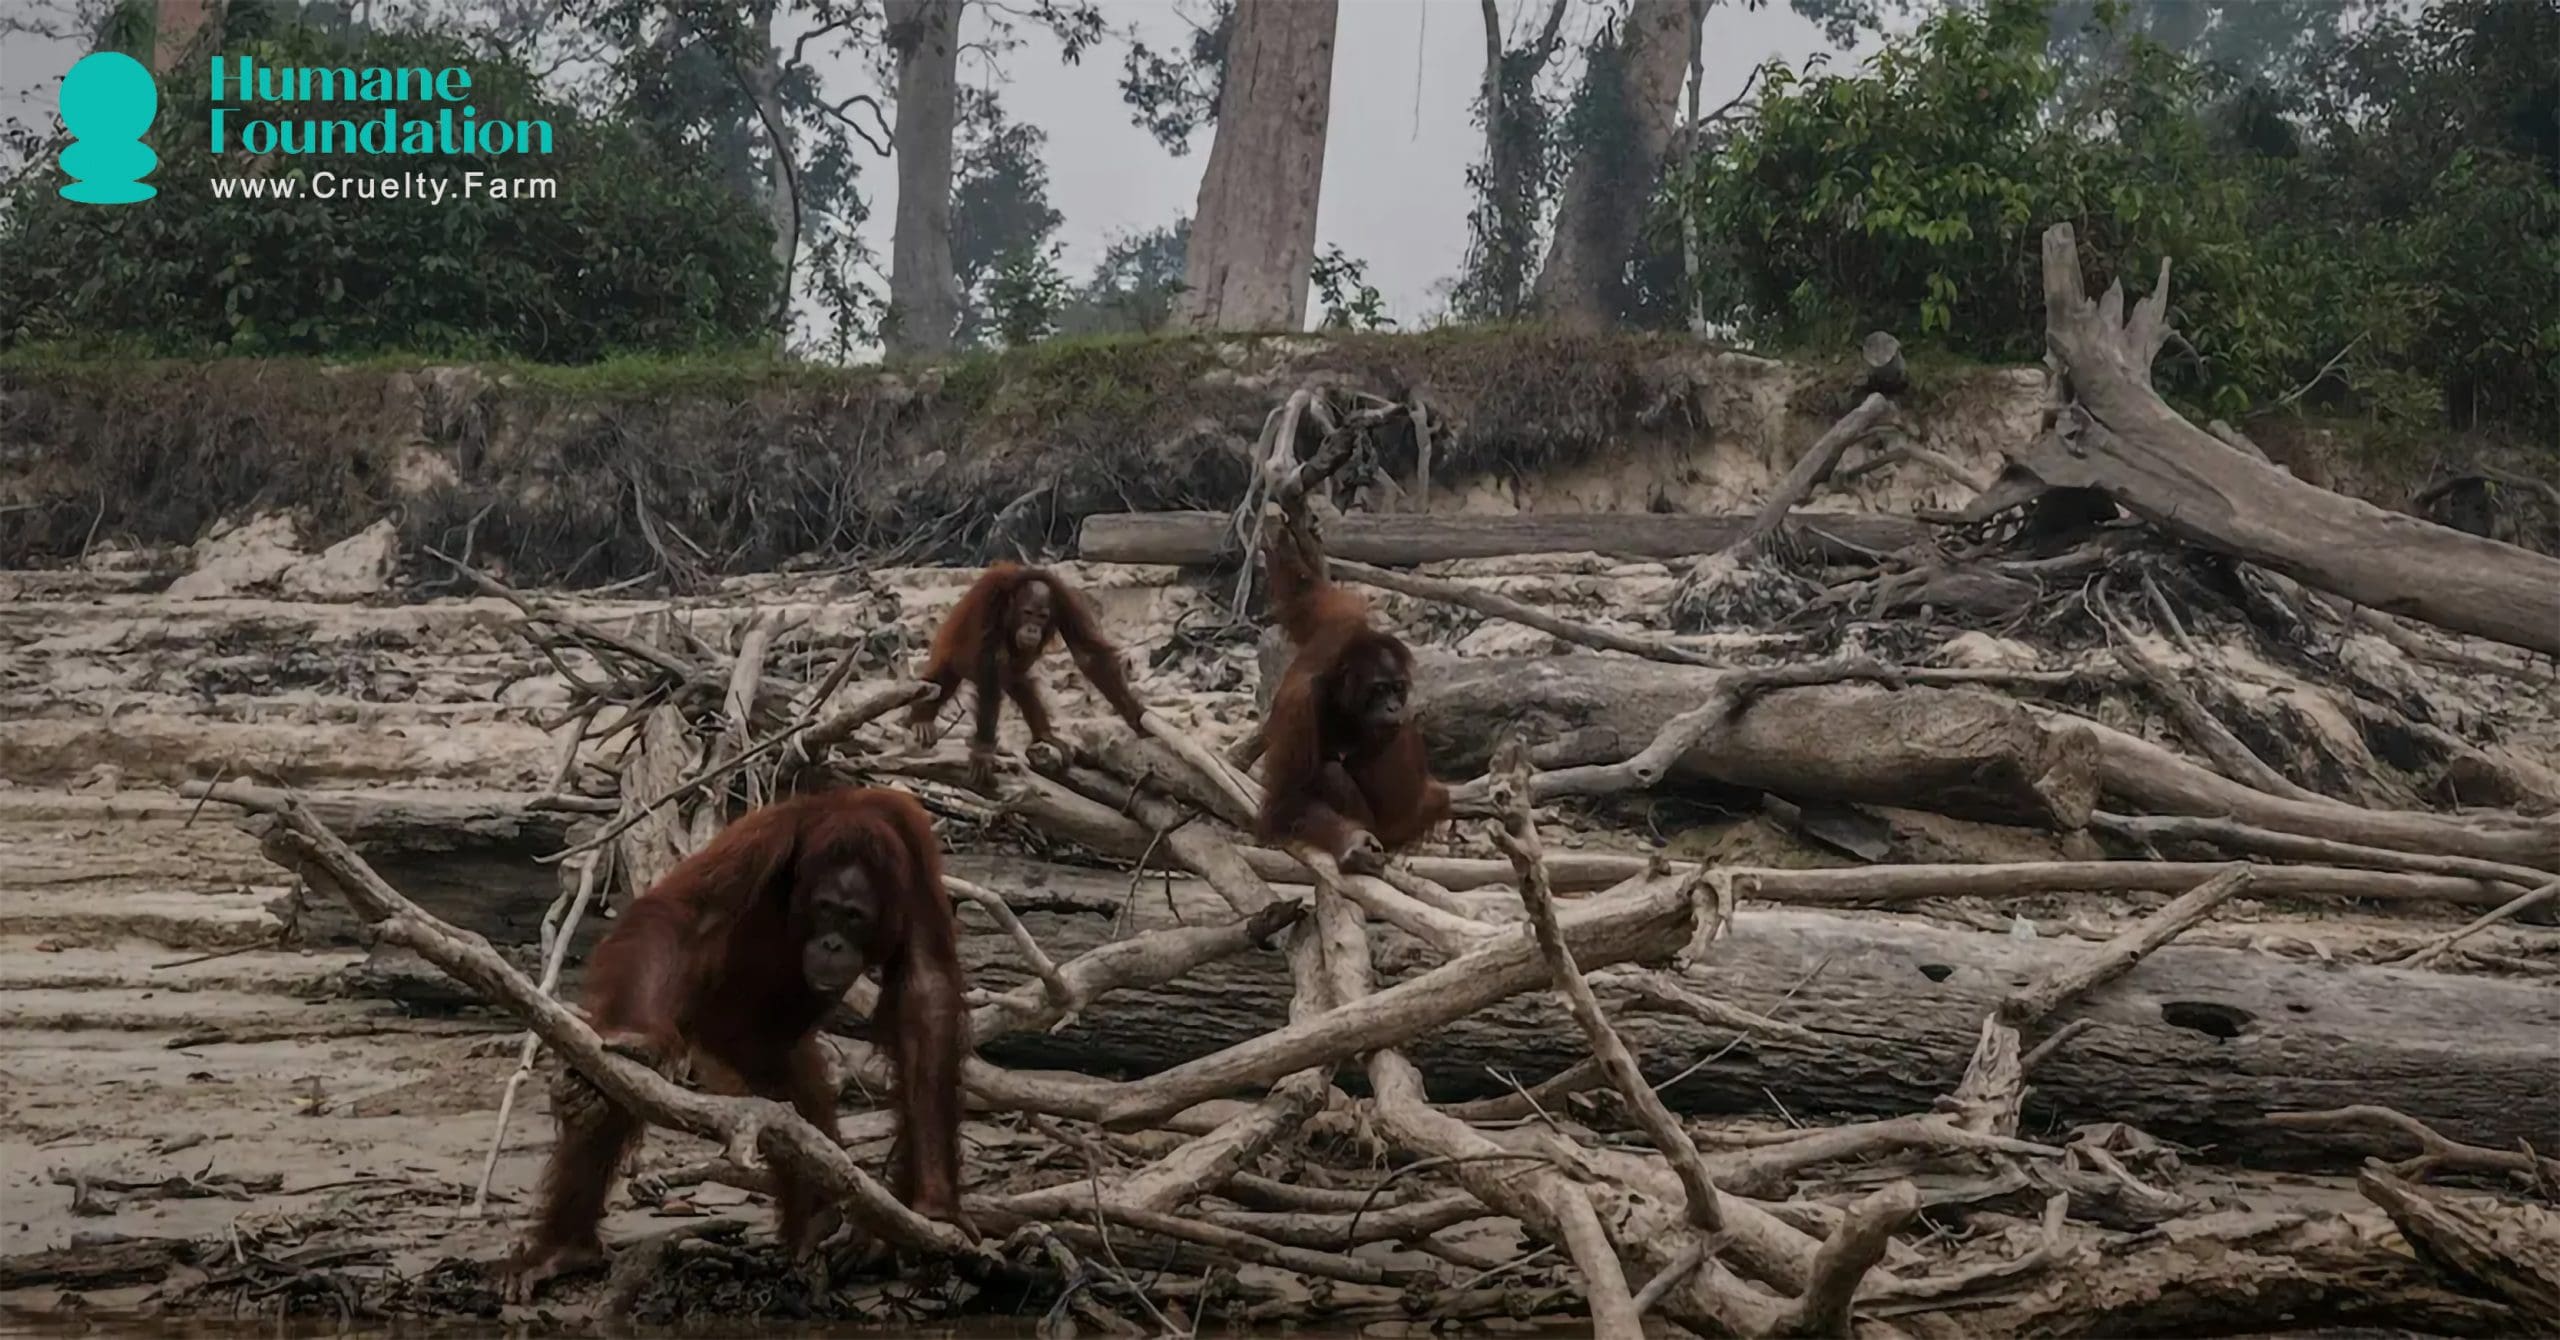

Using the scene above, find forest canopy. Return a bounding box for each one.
[1675,0,2560,432]
[0,0,2551,438]
[0,19,778,362]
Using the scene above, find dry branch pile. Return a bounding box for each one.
[148,224,2560,1337]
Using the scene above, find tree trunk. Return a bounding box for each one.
[1077,509,1929,566]
[1679,0,1706,334]
[740,10,800,306]
[190,787,595,947]
[2026,225,2560,658]
[1411,652,2560,867]
[939,863,2560,1167]
[1471,0,1568,320]
[886,0,964,356]
[1418,653,2102,829]
[1530,0,1698,329]
[1176,0,1340,332]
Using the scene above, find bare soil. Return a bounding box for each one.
[2,525,2552,1332]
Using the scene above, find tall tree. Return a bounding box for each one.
[1678,0,1705,333]
[951,89,1063,346]
[1455,0,1571,322]
[1175,0,1338,332]
[885,0,963,356]
[1530,0,1696,329]
[571,0,894,354]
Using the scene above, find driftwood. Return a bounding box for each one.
[1945,1207,2520,1337]
[2270,1105,2560,1189]
[1994,223,2560,658]
[924,866,2560,1164]
[1419,653,2100,829]
[152,572,2559,1337]
[2076,718,2560,868]
[1945,864,2252,1138]
[183,785,594,946]
[324,851,2534,1017]
[112,273,2558,1335]
[1404,650,2559,864]
[1725,392,1898,563]
[2358,1169,2560,1328]
[1078,509,1931,567]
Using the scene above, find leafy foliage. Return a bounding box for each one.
[0,21,777,360]
[1456,0,1891,330]
[567,0,890,355]
[1116,0,1232,153]
[1452,2,1573,322]
[953,91,1064,348]
[987,243,1072,347]
[2043,0,2384,96]
[1058,219,1191,336]
[1676,0,2560,432]
[1311,245,1393,331]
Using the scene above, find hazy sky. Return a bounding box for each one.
[1,0,1879,334]
[920,0,1873,325]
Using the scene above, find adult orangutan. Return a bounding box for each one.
[1255,522,1449,874]
[502,787,968,1299]
[908,563,1147,784]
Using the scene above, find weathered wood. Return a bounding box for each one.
[1404,652,2560,865]
[1728,392,1895,559]
[0,1236,198,1290]
[2081,719,2560,869]
[938,864,2560,1166]
[2030,223,2560,657]
[1940,1209,2522,1339]
[1418,653,2101,829]
[185,785,591,947]
[2359,1170,2560,1328]
[186,784,597,849]
[1077,510,1931,567]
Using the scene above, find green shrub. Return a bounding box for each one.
[1678,0,2560,434]
[0,24,779,361]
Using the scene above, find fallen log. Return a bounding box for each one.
[185,785,594,946]
[1937,1208,2523,1338]
[1077,509,1931,567]
[2358,1170,2560,1329]
[2017,223,2560,658]
[2076,719,2560,869]
[1409,652,2560,864]
[327,843,2521,1016]
[1418,653,2101,829]
[938,864,2560,1166]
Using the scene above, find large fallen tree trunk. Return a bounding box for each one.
[1077,509,1930,566]
[2014,224,2560,658]
[943,865,2560,1166]
[1418,652,2560,865]
[2073,720,2560,869]
[1418,652,2102,829]
[190,785,596,945]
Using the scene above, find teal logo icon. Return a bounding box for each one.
[58,51,160,205]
